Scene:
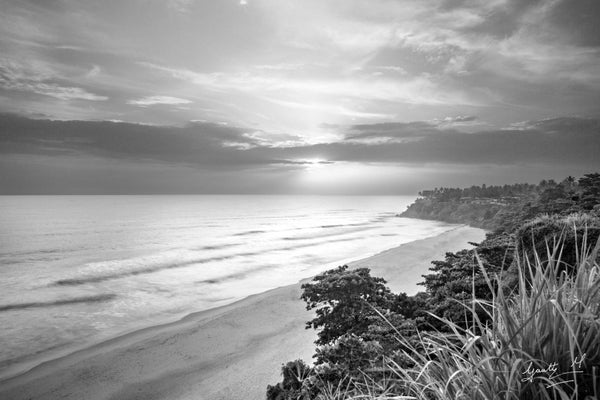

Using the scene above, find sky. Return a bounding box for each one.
[1,0,599,194]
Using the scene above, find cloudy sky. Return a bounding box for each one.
[1,0,599,194]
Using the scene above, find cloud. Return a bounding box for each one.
[433,115,482,129]
[228,116,600,168]
[141,62,478,106]
[127,96,193,106]
[443,115,477,123]
[0,0,599,137]
[13,82,107,101]
[360,0,600,103]
[510,116,600,134]
[1,113,598,194]
[86,65,101,78]
[0,59,108,101]
[262,97,393,120]
[2,113,599,169]
[167,0,195,13]
[0,113,267,168]
[342,121,444,143]
[290,116,600,166]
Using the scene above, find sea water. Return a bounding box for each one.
[0,195,454,379]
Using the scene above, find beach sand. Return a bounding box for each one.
[0,225,485,400]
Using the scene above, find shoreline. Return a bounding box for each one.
[0,220,458,382]
[0,225,485,400]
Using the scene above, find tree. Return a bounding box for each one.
[420,233,513,330]
[579,173,600,210]
[301,265,396,346]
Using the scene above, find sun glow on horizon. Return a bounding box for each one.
[299,158,329,169]
[294,162,415,194]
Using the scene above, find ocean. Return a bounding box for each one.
[0,195,454,379]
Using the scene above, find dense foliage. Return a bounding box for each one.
[266,360,315,400]
[267,173,600,400]
[401,173,600,231]
[300,265,396,345]
[386,246,600,400]
[516,213,600,272]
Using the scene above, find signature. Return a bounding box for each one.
[522,354,586,388]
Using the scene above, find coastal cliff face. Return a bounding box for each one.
[400,197,507,229]
[401,174,600,232]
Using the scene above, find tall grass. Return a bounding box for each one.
[325,233,600,400]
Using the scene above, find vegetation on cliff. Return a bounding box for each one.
[401,173,600,231]
[267,173,600,400]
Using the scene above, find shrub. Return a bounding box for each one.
[516,213,600,274]
[266,360,314,400]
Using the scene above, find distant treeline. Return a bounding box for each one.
[402,173,600,230]
[418,182,537,201]
[267,172,600,400]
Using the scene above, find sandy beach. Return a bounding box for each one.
[0,225,485,400]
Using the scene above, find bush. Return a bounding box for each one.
[419,232,514,331]
[516,213,600,273]
[266,360,314,400]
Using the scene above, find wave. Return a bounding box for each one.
[0,247,65,258]
[283,225,377,241]
[194,243,239,251]
[196,263,278,285]
[0,294,117,312]
[232,230,265,237]
[320,222,371,229]
[370,212,398,223]
[54,256,232,286]
[52,235,361,286]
